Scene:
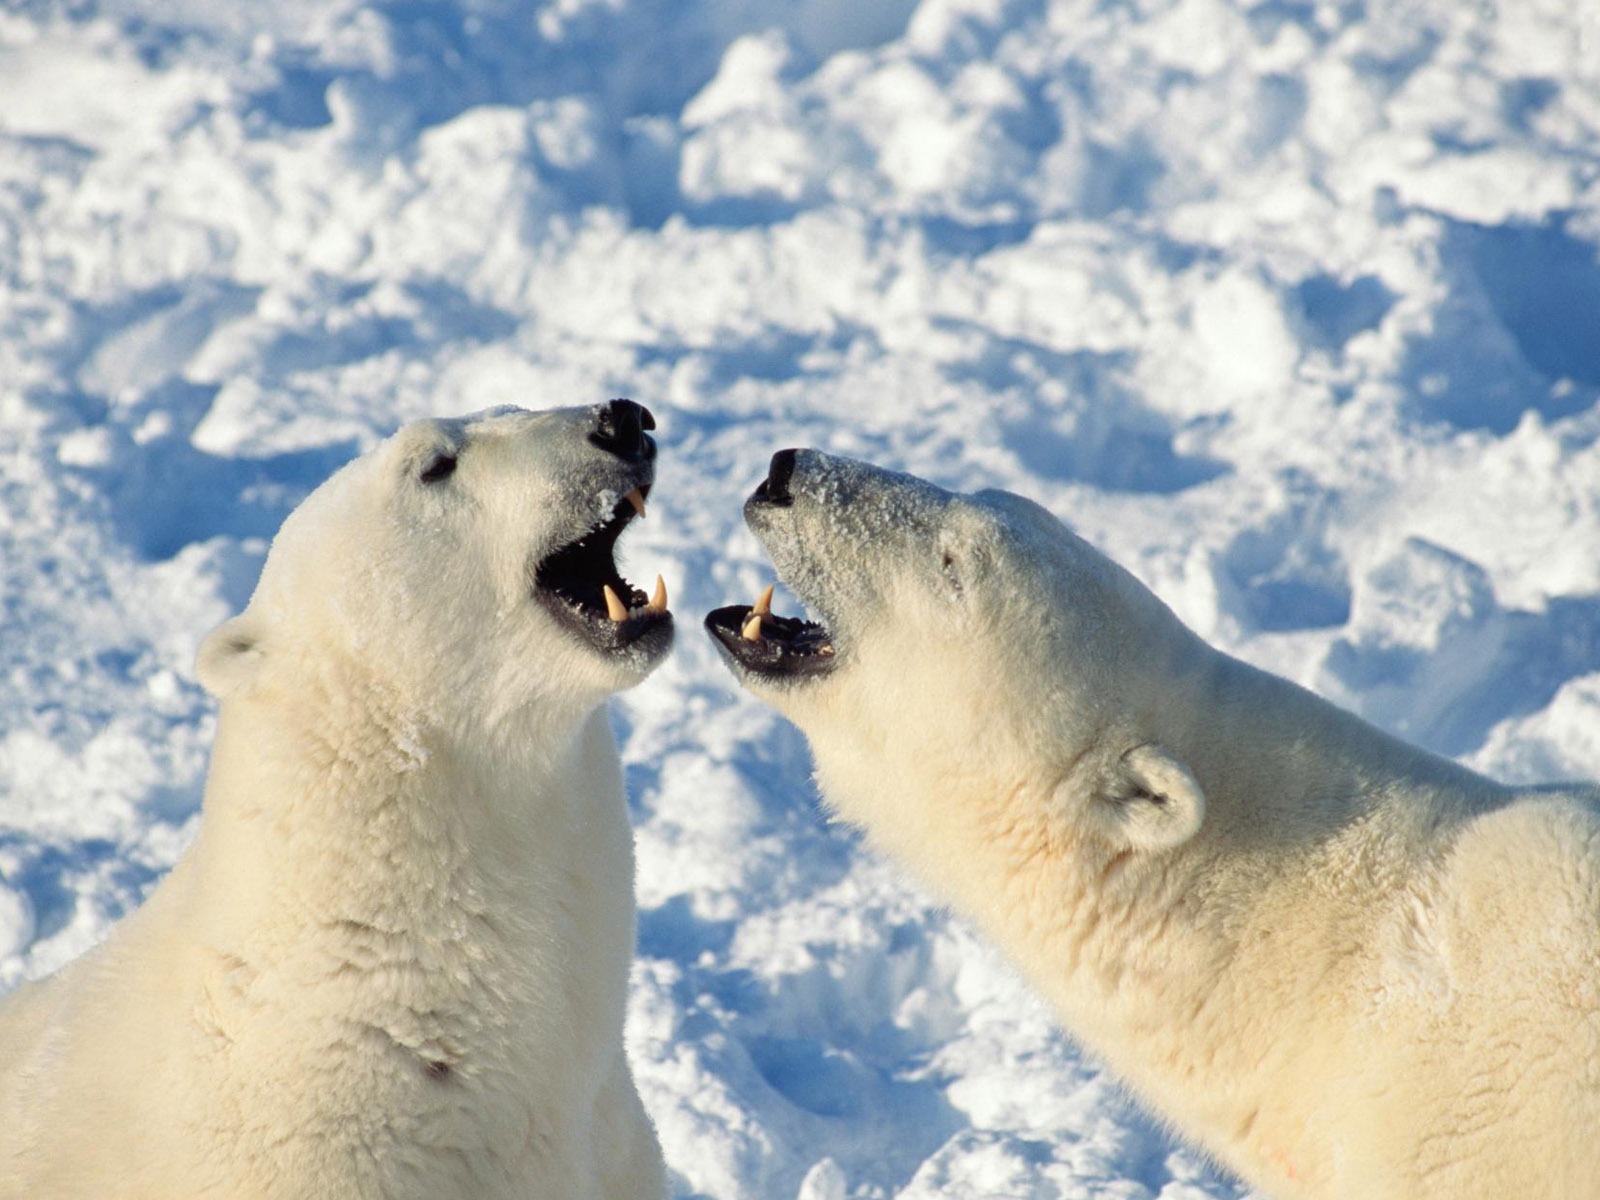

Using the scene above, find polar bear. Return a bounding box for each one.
[0,402,672,1199]
[706,449,1600,1200]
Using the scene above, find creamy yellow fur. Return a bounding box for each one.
[0,407,667,1199]
[730,451,1600,1199]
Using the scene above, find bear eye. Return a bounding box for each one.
[940,548,963,597]
[419,451,457,484]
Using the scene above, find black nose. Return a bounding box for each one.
[751,448,797,507]
[589,398,656,462]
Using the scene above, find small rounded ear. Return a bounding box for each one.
[1094,743,1205,852]
[196,614,267,698]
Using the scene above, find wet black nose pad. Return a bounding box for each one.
[589,398,657,461]
[751,448,797,506]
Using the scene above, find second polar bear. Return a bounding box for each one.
[0,402,671,1199]
[707,449,1600,1199]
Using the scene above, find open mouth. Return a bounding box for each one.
[705,583,837,680]
[704,449,836,680]
[534,484,673,654]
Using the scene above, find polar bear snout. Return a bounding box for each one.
[748,447,798,508]
[527,404,673,665]
[707,450,961,687]
[707,449,878,685]
[588,398,657,464]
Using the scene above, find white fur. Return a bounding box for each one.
[0,407,668,1199]
[727,451,1600,1199]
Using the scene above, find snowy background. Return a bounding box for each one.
[3,0,1599,1195]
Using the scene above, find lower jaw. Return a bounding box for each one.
[702,606,837,681]
[539,597,675,659]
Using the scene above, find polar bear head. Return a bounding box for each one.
[706,450,1208,856]
[198,402,673,740]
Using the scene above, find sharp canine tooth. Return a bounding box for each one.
[741,613,764,642]
[648,575,668,613]
[603,585,628,622]
[753,584,775,617]
[818,644,835,656]
[624,487,647,519]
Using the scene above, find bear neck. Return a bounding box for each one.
[1171,647,1499,844]
[187,658,621,945]
[869,643,1508,1191]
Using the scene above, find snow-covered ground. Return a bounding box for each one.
[3,0,1599,1194]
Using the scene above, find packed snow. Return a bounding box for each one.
[3,0,1599,1195]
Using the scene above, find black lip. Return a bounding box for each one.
[704,603,836,680]
[533,485,673,655]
